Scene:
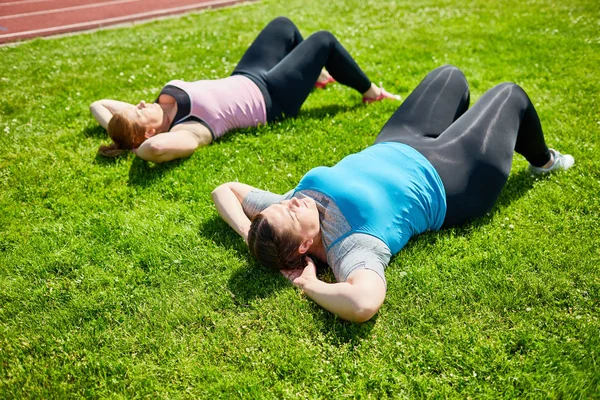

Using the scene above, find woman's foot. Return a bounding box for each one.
[362,83,401,104]
[528,149,575,174]
[315,70,336,89]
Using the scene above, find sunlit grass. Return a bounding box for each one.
[1,0,599,397]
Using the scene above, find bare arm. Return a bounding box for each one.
[211,182,256,242]
[89,99,133,129]
[134,122,212,163]
[282,258,387,322]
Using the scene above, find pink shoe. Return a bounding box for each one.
[314,76,336,89]
[363,87,401,104]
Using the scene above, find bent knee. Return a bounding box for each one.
[268,16,296,30]
[493,82,530,102]
[439,64,467,82]
[306,30,337,46]
[494,82,525,94]
[438,64,462,73]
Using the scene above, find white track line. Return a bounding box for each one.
[0,0,243,39]
[0,0,58,7]
[0,0,140,20]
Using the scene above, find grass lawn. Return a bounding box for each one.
[1,0,599,397]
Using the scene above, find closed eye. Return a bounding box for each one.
[287,208,296,221]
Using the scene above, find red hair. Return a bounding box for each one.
[98,112,146,157]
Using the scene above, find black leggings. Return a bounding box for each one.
[232,17,372,121]
[375,65,552,228]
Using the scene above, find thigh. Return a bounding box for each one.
[375,65,470,144]
[232,17,304,77]
[265,30,370,118]
[424,83,538,227]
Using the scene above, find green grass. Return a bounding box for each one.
[1,0,599,397]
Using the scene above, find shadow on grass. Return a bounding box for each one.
[82,124,107,139]
[199,215,291,302]
[228,266,290,306]
[397,169,538,253]
[201,212,378,341]
[93,151,129,165]
[212,103,361,146]
[312,303,378,345]
[447,168,538,236]
[298,103,362,120]
[494,168,538,208]
[200,215,249,259]
[126,156,188,187]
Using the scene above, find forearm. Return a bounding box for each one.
[90,101,113,129]
[90,99,132,129]
[211,184,251,241]
[299,279,373,322]
[289,267,386,323]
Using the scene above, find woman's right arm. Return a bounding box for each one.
[282,258,387,323]
[211,182,256,242]
[89,99,133,129]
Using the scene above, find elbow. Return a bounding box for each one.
[90,99,108,114]
[139,140,168,163]
[89,101,102,116]
[351,306,379,323]
[210,185,224,202]
[147,141,166,157]
[348,300,381,323]
[211,182,233,202]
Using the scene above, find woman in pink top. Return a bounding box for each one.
[90,17,399,163]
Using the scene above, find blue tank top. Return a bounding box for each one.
[294,142,446,254]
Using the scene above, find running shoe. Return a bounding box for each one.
[528,149,575,174]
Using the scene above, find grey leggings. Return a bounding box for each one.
[375,65,552,228]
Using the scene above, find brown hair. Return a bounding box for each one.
[248,213,306,271]
[98,112,146,157]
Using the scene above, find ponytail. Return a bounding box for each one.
[98,112,146,157]
[98,142,129,157]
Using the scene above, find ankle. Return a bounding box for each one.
[363,83,380,100]
[317,71,329,83]
[540,150,555,169]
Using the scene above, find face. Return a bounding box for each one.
[262,196,320,247]
[123,100,164,132]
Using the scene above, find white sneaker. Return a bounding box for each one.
[528,149,575,175]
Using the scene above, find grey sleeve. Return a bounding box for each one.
[241,188,293,219]
[328,234,391,286]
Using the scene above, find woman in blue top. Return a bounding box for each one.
[212,65,574,322]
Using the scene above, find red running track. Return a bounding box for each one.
[0,0,253,45]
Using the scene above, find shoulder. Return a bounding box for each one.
[328,233,390,283]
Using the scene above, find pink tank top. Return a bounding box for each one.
[165,75,267,138]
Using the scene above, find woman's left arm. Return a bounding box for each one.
[283,258,386,323]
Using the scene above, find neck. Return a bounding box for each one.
[307,232,327,263]
[158,102,177,133]
[160,109,171,133]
